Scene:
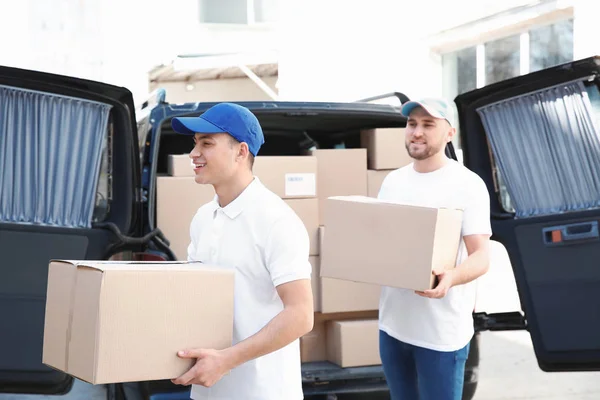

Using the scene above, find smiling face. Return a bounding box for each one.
[405,107,455,161]
[188,133,250,186]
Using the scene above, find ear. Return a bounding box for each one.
[447,127,457,143]
[237,142,250,162]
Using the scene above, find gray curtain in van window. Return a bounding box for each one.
[0,85,112,228]
[477,80,600,218]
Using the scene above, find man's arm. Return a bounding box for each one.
[451,233,491,285]
[171,279,313,387]
[225,279,314,365]
[416,233,490,299]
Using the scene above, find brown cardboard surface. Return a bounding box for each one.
[318,227,380,313]
[253,156,317,199]
[367,169,393,198]
[360,128,411,170]
[286,199,319,256]
[326,319,381,367]
[309,256,321,312]
[310,149,368,223]
[168,154,194,177]
[321,196,463,291]
[300,311,379,363]
[156,176,215,260]
[42,260,234,384]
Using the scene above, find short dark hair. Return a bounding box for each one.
[229,135,255,169]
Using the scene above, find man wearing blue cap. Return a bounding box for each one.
[377,98,491,400]
[169,103,314,400]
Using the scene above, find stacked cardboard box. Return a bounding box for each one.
[360,128,412,197]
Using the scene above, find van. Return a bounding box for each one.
[2,56,599,399]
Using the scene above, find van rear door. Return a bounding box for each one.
[455,56,600,372]
[0,66,141,394]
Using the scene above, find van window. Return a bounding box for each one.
[477,80,600,218]
[0,84,112,228]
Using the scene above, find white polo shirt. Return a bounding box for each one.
[377,159,492,352]
[187,177,311,400]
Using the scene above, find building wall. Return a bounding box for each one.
[150,76,278,103]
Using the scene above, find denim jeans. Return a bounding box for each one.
[379,330,470,400]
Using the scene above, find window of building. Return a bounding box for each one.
[198,0,278,24]
[442,18,574,128]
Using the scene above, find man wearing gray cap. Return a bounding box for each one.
[377,98,492,400]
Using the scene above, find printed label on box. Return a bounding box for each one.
[285,173,316,196]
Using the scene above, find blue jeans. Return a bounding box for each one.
[379,330,470,400]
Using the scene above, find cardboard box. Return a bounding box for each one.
[367,169,393,198]
[42,260,234,384]
[286,199,319,256]
[310,149,368,223]
[318,227,380,313]
[321,196,463,291]
[300,310,379,363]
[360,128,411,170]
[253,155,317,199]
[326,319,381,367]
[157,176,215,260]
[168,154,194,177]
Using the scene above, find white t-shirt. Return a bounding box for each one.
[187,177,311,400]
[377,159,492,352]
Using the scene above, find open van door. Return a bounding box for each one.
[455,56,600,372]
[0,66,142,394]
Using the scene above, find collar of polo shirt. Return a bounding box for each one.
[210,177,262,219]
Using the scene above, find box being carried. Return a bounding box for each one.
[320,196,463,291]
[42,260,234,384]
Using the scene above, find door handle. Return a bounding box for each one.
[543,221,599,246]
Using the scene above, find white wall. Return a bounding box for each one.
[276,0,579,103]
[0,0,279,106]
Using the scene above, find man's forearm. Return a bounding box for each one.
[451,247,490,287]
[223,305,313,370]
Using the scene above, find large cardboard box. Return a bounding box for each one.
[157,177,215,260]
[321,196,463,291]
[367,169,393,198]
[360,128,411,170]
[253,155,317,199]
[310,149,368,223]
[287,199,319,256]
[326,319,381,367]
[317,227,380,313]
[42,260,234,384]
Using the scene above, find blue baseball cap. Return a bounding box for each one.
[400,98,455,128]
[171,102,265,156]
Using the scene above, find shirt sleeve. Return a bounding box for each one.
[462,175,493,237]
[264,212,312,287]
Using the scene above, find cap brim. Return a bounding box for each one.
[400,101,444,120]
[171,117,225,135]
